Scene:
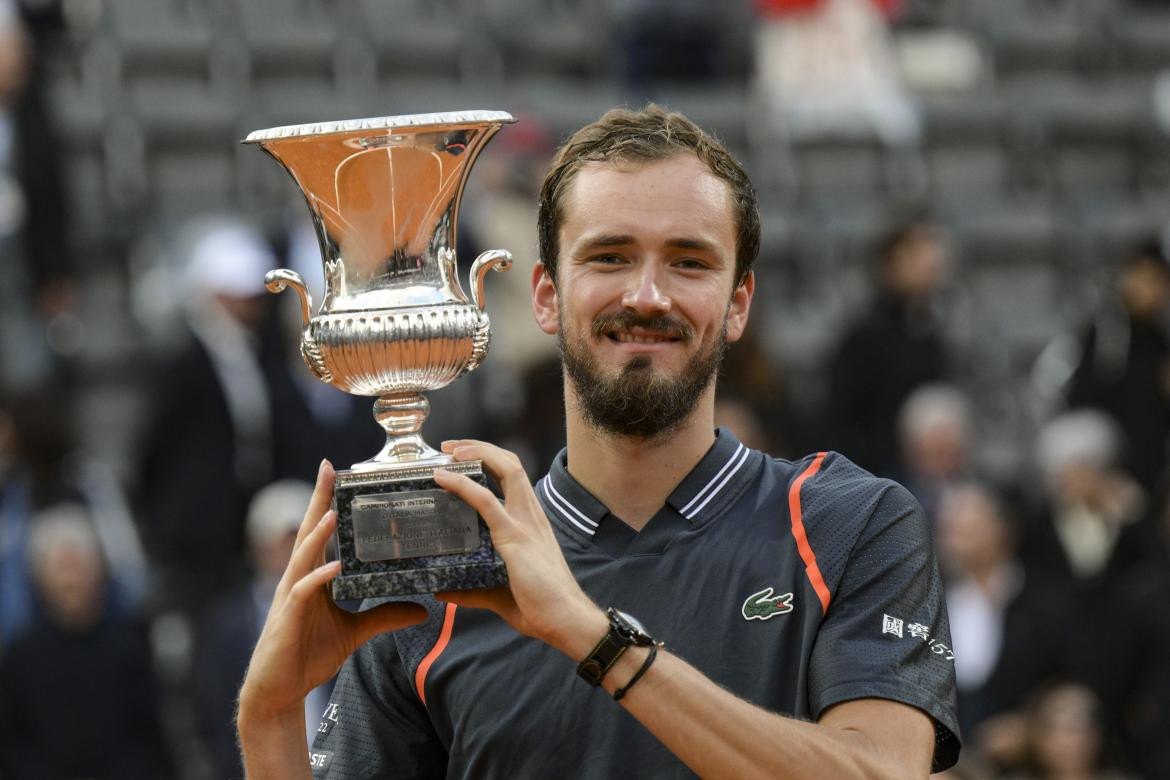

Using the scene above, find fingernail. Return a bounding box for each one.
[433,468,450,477]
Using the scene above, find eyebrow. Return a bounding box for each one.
[578,234,718,252]
[580,233,635,249]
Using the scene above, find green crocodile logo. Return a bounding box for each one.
[742,587,794,621]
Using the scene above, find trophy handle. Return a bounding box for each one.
[264,269,313,328]
[469,249,512,311]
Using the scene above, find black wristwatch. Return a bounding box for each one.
[576,607,656,687]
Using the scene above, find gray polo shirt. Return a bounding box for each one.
[309,429,960,778]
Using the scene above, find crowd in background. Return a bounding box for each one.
[1,0,1170,778]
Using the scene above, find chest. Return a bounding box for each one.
[425,525,827,775]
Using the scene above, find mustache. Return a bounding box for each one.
[590,311,693,341]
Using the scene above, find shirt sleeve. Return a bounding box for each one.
[310,604,448,779]
[805,469,961,772]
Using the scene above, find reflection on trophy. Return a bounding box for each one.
[244,111,515,599]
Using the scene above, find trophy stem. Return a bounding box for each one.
[353,392,446,469]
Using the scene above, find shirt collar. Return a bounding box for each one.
[539,452,608,540]
[538,428,756,542]
[665,427,753,521]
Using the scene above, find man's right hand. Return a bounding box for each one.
[237,459,427,779]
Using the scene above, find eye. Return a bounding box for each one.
[589,253,626,266]
[673,257,709,270]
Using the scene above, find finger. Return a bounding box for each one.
[440,438,490,457]
[446,442,530,496]
[281,509,337,597]
[353,601,428,645]
[433,469,512,532]
[294,459,335,553]
[287,559,341,605]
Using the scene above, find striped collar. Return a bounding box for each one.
[537,428,758,545]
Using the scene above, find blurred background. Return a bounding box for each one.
[0,0,1169,777]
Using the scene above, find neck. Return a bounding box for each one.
[563,382,717,531]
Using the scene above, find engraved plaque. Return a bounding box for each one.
[351,489,479,562]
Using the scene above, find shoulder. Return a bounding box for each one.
[768,451,928,590]
[770,450,919,531]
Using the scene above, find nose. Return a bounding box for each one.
[621,263,671,316]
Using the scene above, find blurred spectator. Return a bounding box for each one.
[193,479,325,780]
[898,383,975,522]
[0,0,71,392]
[0,504,169,778]
[1065,240,1170,494]
[1110,490,1170,779]
[1008,682,1130,780]
[753,0,919,143]
[1028,411,1149,587]
[135,217,279,610]
[1019,411,1156,728]
[1,383,146,651]
[937,484,1074,742]
[0,384,73,648]
[826,217,950,477]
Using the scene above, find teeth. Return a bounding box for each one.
[614,333,670,343]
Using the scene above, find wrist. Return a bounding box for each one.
[573,607,660,693]
[237,696,313,780]
[544,600,609,660]
[237,684,305,736]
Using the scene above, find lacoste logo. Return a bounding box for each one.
[742,587,794,621]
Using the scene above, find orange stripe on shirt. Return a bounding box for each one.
[415,602,457,707]
[788,452,832,614]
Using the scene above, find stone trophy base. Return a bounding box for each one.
[329,460,508,600]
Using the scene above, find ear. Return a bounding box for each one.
[531,262,559,335]
[724,270,755,344]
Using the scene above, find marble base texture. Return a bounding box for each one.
[330,461,508,599]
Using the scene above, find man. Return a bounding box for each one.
[1065,239,1170,493]
[827,217,949,478]
[935,483,1073,744]
[897,383,975,523]
[137,217,278,610]
[237,106,960,778]
[0,504,170,778]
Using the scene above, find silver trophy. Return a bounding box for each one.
[244,111,515,599]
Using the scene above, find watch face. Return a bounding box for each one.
[612,609,650,641]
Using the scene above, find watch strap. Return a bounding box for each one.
[613,641,661,701]
[576,630,629,687]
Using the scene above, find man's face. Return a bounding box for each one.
[887,228,946,300]
[1119,258,1170,320]
[532,154,753,439]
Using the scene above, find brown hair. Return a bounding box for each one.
[537,104,760,286]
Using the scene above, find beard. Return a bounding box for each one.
[559,309,728,440]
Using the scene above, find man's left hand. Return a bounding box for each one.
[432,440,603,655]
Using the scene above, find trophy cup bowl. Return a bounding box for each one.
[245,111,515,599]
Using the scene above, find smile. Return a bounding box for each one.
[608,332,680,344]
